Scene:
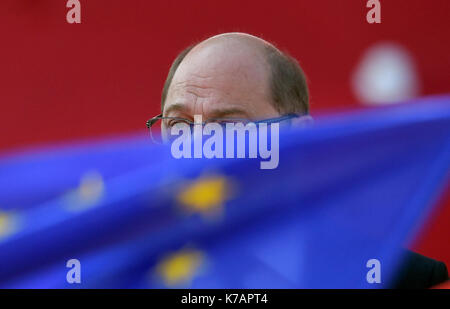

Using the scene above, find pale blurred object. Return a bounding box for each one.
[352,43,421,105]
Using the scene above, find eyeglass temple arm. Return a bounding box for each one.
[146,114,163,128]
[254,113,300,124]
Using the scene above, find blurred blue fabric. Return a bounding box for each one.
[0,96,449,288]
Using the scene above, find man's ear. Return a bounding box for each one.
[291,115,314,128]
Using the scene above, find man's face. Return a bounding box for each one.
[161,36,280,139]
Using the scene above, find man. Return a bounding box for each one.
[154,32,448,288]
[153,32,312,142]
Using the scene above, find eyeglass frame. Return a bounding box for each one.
[146,113,301,129]
[145,113,301,144]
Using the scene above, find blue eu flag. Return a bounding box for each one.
[0,96,449,288]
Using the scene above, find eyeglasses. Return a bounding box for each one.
[145,113,300,144]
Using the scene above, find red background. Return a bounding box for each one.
[1,0,449,265]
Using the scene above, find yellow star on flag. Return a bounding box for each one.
[0,212,17,240]
[176,175,232,217]
[64,171,105,211]
[156,249,205,287]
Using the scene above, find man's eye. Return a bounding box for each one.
[168,120,189,127]
[167,121,179,127]
[216,119,248,125]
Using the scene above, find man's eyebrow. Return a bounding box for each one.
[163,103,187,116]
[164,104,249,119]
[209,107,249,119]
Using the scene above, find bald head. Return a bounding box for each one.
[160,33,309,126]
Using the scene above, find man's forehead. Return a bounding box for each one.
[164,67,268,119]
